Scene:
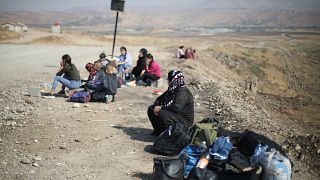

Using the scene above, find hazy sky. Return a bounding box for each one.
[0,0,319,11]
[0,0,202,11]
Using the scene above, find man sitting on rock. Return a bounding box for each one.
[147,70,194,136]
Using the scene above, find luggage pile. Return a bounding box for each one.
[152,117,292,180]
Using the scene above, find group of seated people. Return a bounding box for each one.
[49,53,118,101]
[48,48,193,136]
[176,45,197,59]
[49,47,163,97]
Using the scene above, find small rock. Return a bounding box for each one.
[33,156,42,161]
[83,104,90,108]
[295,144,301,151]
[21,158,31,164]
[196,103,201,106]
[86,109,92,112]
[317,149,320,154]
[32,162,40,167]
[73,103,80,108]
[59,145,67,150]
[33,139,39,143]
[6,121,16,126]
[74,139,80,142]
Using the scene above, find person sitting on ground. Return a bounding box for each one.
[98,52,110,67]
[84,62,97,82]
[117,46,133,77]
[185,47,195,59]
[50,54,81,95]
[141,53,162,86]
[176,46,186,59]
[131,48,148,80]
[103,61,118,100]
[147,70,194,136]
[85,61,106,92]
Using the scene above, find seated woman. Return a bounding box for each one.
[131,48,148,80]
[176,46,186,59]
[140,53,162,86]
[50,54,81,95]
[84,62,97,82]
[185,47,195,59]
[103,61,118,102]
[85,61,106,92]
[147,70,194,136]
[117,46,132,76]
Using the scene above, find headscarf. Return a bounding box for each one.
[139,48,148,59]
[161,70,185,109]
[85,63,96,81]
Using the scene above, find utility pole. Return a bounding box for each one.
[110,0,125,58]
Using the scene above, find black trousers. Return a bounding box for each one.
[147,105,192,135]
[143,73,160,86]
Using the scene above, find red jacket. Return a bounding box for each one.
[146,61,162,78]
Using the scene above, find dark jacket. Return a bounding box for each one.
[155,86,194,124]
[103,73,118,95]
[56,64,81,81]
[132,57,145,78]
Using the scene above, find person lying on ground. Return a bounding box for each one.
[176,46,186,59]
[117,46,133,76]
[148,70,194,136]
[50,54,81,95]
[140,53,162,86]
[131,48,148,80]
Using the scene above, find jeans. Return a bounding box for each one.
[118,64,132,74]
[52,76,81,91]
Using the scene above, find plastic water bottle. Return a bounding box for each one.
[251,143,268,165]
[196,149,211,169]
[200,141,207,148]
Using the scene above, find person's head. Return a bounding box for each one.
[167,70,184,85]
[145,53,154,66]
[94,60,102,70]
[139,48,148,58]
[85,62,94,72]
[179,46,184,50]
[99,52,106,59]
[120,46,127,55]
[62,54,72,66]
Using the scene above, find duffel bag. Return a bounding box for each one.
[153,123,192,156]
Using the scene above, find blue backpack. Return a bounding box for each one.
[69,91,91,103]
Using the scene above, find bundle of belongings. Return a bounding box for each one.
[152,116,292,180]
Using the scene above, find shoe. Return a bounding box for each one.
[126,81,136,87]
[57,90,65,95]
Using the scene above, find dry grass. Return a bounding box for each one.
[0,28,20,40]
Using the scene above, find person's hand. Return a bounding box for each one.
[154,106,161,116]
[140,70,145,77]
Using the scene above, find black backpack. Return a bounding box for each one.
[153,123,192,156]
[237,130,288,157]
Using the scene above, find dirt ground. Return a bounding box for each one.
[0,30,319,180]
